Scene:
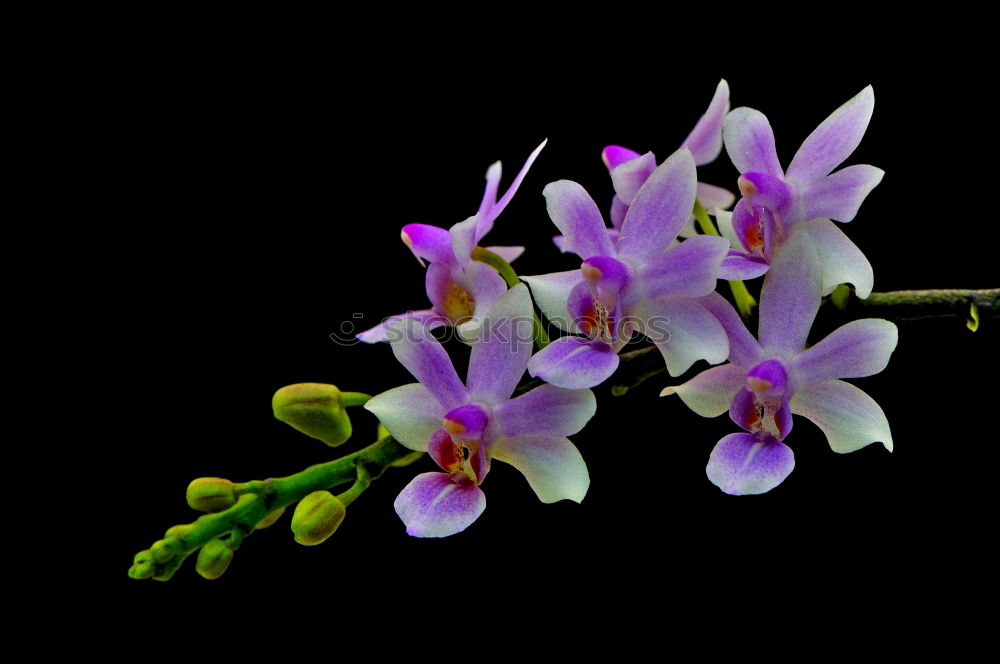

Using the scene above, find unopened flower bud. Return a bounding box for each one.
[256,506,285,530]
[164,524,190,540]
[129,550,155,580]
[291,491,346,546]
[186,477,237,513]
[195,539,233,580]
[272,383,352,447]
[150,538,180,564]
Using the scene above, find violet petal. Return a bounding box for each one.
[526,336,620,390]
[394,472,486,538]
[495,384,597,439]
[786,86,875,182]
[706,432,795,495]
[617,148,698,262]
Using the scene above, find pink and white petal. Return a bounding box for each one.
[786,86,875,182]
[542,180,616,260]
[365,383,444,451]
[707,433,795,495]
[394,473,487,538]
[477,161,502,218]
[696,181,736,211]
[635,296,729,376]
[386,318,469,410]
[401,223,455,265]
[522,270,585,333]
[484,245,525,263]
[758,231,822,354]
[478,139,548,240]
[466,284,535,402]
[637,235,730,299]
[462,261,509,317]
[449,215,479,271]
[719,252,771,281]
[527,336,620,389]
[495,384,597,438]
[617,149,698,262]
[682,78,730,166]
[794,219,874,298]
[796,165,884,224]
[490,436,589,503]
[789,379,893,453]
[697,292,763,368]
[553,235,573,253]
[610,151,657,206]
[357,309,447,344]
[610,195,629,229]
[793,319,898,384]
[602,145,643,169]
[722,107,784,177]
[660,363,746,417]
[713,209,742,251]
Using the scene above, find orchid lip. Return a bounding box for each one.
[737,175,757,196]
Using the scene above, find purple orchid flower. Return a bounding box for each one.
[718,86,883,297]
[364,284,597,537]
[523,148,731,390]
[358,140,546,343]
[661,233,897,495]
[553,79,734,254]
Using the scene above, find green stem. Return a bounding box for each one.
[471,246,550,350]
[129,435,414,581]
[340,392,372,408]
[692,199,720,237]
[692,200,757,318]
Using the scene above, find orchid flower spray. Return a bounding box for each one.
[358,140,547,343]
[127,77,1000,590]
[718,86,883,297]
[365,284,596,537]
[662,233,897,495]
[523,148,731,389]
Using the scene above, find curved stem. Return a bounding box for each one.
[609,287,999,396]
[693,200,756,317]
[471,246,550,349]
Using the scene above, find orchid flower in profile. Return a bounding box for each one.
[523,148,730,390]
[364,284,596,537]
[554,79,733,254]
[718,86,883,297]
[357,140,546,343]
[661,233,897,495]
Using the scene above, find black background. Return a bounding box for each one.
[16,17,997,663]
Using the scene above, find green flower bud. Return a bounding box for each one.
[164,524,190,540]
[186,477,237,513]
[272,383,352,447]
[291,491,346,546]
[150,539,179,564]
[129,550,155,580]
[256,506,285,530]
[195,539,233,580]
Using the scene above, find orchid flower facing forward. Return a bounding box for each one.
[554,80,734,254]
[357,140,546,343]
[719,86,883,296]
[523,149,731,390]
[364,284,596,537]
[661,234,897,495]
